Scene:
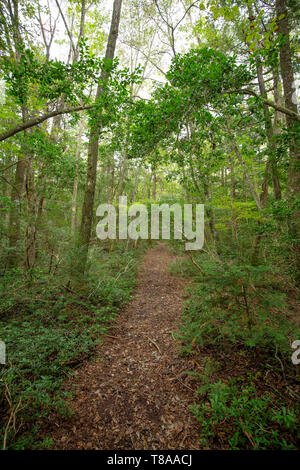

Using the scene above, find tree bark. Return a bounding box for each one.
[147,173,152,199]
[132,163,142,202]
[71,117,84,234]
[256,61,282,205]
[25,158,38,270]
[5,2,28,268]
[229,157,238,241]
[7,106,28,268]
[275,0,300,276]
[152,171,157,200]
[275,0,299,197]
[78,0,123,273]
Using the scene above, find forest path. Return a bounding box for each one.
[50,242,202,449]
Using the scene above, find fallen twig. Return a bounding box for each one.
[2,382,23,450]
[146,336,162,355]
[187,252,206,276]
[239,418,255,448]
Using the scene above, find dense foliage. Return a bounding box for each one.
[0,0,299,450]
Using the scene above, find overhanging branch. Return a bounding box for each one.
[226,89,300,122]
[0,104,95,142]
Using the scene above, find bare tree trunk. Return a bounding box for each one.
[71,117,84,234]
[34,194,45,261]
[7,158,26,266]
[143,172,147,201]
[109,164,115,204]
[117,151,128,199]
[7,107,28,268]
[132,163,142,202]
[4,1,28,268]
[74,0,87,63]
[152,171,157,200]
[229,157,238,241]
[221,168,225,187]
[3,168,11,225]
[78,0,123,273]
[147,173,152,199]
[25,158,38,270]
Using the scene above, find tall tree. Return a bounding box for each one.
[3,0,29,268]
[275,0,300,273]
[78,0,123,272]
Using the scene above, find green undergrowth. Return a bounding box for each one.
[190,376,298,450]
[0,242,145,449]
[169,241,300,449]
[169,244,299,359]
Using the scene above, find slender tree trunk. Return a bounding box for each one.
[5,0,27,268]
[3,168,11,225]
[34,194,45,261]
[109,164,115,204]
[7,107,28,267]
[221,168,225,187]
[78,0,123,272]
[74,0,87,63]
[117,151,128,198]
[132,163,142,202]
[152,171,157,200]
[147,173,152,199]
[71,117,84,234]
[7,158,26,266]
[229,157,238,241]
[25,158,38,270]
[143,172,147,201]
[24,0,88,268]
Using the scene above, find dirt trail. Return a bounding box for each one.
[50,243,202,449]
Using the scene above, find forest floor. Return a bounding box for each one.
[47,242,203,450]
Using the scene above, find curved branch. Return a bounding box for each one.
[0,104,94,142]
[226,89,300,122]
